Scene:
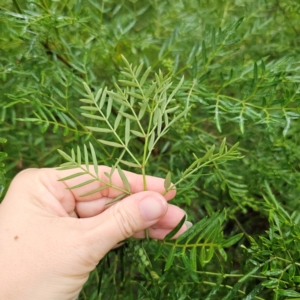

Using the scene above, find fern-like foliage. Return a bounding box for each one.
[58,58,242,200]
[156,211,244,271]
[2,0,300,298]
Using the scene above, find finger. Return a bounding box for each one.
[5,168,75,217]
[76,197,112,218]
[150,204,186,229]
[58,166,176,201]
[133,221,192,239]
[79,191,168,260]
[133,204,191,239]
[76,198,185,228]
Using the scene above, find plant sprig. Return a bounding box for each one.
[58,58,242,201]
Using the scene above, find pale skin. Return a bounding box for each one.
[0,167,191,300]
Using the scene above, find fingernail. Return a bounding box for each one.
[139,196,167,222]
[185,221,193,230]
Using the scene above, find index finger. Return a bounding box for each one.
[57,165,176,201]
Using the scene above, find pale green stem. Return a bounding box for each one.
[73,163,130,195]
[94,99,141,166]
[142,105,155,190]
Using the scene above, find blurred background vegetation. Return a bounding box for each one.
[1,0,300,299]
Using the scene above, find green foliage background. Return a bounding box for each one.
[1,0,300,299]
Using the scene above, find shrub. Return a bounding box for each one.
[1,0,300,299]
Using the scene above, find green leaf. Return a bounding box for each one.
[106,193,127,205]
[167,76,184,103]
[261,279,279,288]
[106,96,113,118]
[81,113,105,121]
[118,80,138,87]
[121,71,133,79]
[222,233,244,248]
[154,243,163,260]
[190,247,197,271]
[114,107,124,130]
[61,113,76,129]
[242,283,264,300]
[80,186,108,197]
[165,106,179,114]
[80,106,99,111]
[289,264,296,280]
[219,138,226,154]
[117,166,131,193]
[293,276,300,283]
[168,107,189,128]
[119,159,140,168]
[148,132,155,152]
[76,146,81,165]
[164,214,186,241]
[53,123,58,133]
[263,269,282,276]
[71,148,76,161]
[164,111,169,127]
[177,216,208,243]
[67,179,97,189]
[84,144,89,170]
[99,87,108,109]
[199,246,206,267]
[125,119,130,145]
[127,91,145,100]
[140,66,151,87]
[275,289,300,297]
[79,98,94,104]
[56,165,78,171]
[107,91,128,105]
[119,111,136,121]
[138,99,149,120]
[145,82,156,98]
[238,266,260,283]
[130,130,145,138]
[197,211,224,242]
[121,54,131,69]
[164,171,172,190]
[204,277,223,300]
[57,149,73,162]
[157,110,162,135]
[87,127,112,133]
[107,92,129,107]
[206,245,215,264]
[164,246,176,271]
[153,108,160,125]
[58,172,86,181]
[223,281,243,300]
[94,88,103,103]
[83,82,94,99]
[98,140,124,148]
[89,142,98,176]
[199,144,215,163]
[41,121,49,133]
[218,247,227,261]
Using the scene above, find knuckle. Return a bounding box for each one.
[113,203,138,239]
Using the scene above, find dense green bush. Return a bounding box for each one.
[1,0,300,299]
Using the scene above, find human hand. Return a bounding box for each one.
[0,167,190,300]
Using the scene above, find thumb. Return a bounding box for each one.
[81,191,168,258]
